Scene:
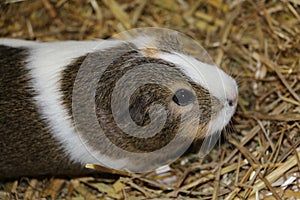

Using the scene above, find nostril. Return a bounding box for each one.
[227,97,237,107]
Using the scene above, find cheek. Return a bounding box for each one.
[176,112,209,140]
[168,96,213,125]
[168,102,208,132]
[168,101,194,115]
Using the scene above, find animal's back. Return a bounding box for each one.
[0,45,86,178]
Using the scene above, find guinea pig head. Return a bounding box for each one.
[71,33,238,172]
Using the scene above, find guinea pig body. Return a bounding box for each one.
[0,40,100,178]
[0,34,238,178]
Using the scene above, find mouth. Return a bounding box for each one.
[207,100,237,136]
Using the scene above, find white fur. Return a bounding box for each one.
[0,38,39,47]
[157,52,238,134]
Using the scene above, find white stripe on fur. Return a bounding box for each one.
[157,52,238,135]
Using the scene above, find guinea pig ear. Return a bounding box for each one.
[155,32,185,54]
[74,40,142,83]
[154,30,215,65]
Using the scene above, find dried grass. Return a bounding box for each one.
[1,0,300,199]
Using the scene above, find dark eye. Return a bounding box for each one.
[172,89,196,106]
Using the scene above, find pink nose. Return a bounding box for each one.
[227,97,237,107]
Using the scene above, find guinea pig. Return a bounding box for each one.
[0,29,238,178]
